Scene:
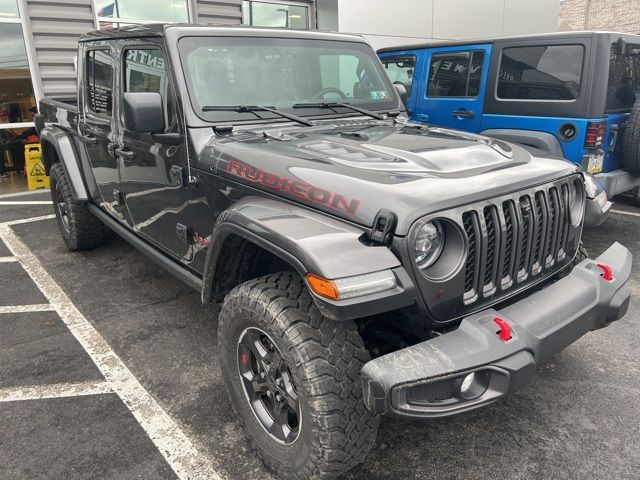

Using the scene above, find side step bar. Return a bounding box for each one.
[88,204,203,292]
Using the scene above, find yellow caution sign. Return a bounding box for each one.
[24,143,50,191]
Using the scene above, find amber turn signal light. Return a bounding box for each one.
[306,273,340,300]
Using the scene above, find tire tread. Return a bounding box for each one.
[50,163,104,251]
[218,272,379,480]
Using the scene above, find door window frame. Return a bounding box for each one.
[119,42,177,134]
[84,46,116,122]
[0,0,44,130]
[426,49,486,100]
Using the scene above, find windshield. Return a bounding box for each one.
[607,42,640,112]
[178,36,399,123]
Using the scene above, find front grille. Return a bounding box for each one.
[461,177,581,306]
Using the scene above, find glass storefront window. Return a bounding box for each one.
[94,0,189,23]
[0,0,18,19]
[0,23,36,125]
[243,1,309,29]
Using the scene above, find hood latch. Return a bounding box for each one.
[369,209,397,245]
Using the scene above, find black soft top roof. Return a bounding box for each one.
[377,30,640,53]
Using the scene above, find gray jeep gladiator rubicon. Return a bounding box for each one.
[36,24,632,479]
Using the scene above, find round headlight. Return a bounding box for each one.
[414,221,445,269]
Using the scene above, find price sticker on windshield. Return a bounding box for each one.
[587,152,604,174]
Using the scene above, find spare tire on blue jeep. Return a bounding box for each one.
[622,98,640,175]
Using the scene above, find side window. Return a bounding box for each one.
[497,45,584,101]
[381,56,416,97]
[123,47,173,129]
[427,51,485,98]
[86,49,113,116]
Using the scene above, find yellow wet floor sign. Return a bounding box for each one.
[25,143,50,190]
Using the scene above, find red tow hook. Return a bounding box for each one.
[596,263,614,281]
[493,316,512,342]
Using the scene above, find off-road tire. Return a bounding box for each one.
[50,163,104,251]
[622,98,640,175]
[218,272,379,480]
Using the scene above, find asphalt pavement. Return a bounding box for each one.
[0,190,638,480]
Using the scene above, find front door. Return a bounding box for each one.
[414,44,491,132]
[379,51,420,117]
[80,46,123,217]
[117,41,209,270]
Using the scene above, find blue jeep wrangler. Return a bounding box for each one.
[379,31,640,224]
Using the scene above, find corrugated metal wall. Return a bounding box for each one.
[26,0,96,98]
[22,0,244,98]
[194,0,242,25]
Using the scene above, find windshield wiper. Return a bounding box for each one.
[292,102,385,120]
[201,105,313,127]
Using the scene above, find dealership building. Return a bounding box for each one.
[0,0,560,183]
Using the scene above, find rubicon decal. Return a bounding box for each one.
[226,160,360,215]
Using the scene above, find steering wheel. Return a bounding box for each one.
[311,87,348,101]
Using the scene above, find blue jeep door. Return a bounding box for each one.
[414,44,491,132]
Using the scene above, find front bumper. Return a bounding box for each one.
[361,242,632,418]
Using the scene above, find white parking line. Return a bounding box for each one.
[0,381,112,402]
[0,219,224,480]
[0,256,17,262]
[0,304,53,313]
[0,189,50,199]
[611,209,640,218]
[4,214,55,226]
[0,201,53,205]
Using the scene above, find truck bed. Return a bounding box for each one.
[39,97,79,130]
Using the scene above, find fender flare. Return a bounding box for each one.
[201,197,415,320]
[39,126,89,200]
[480,128,564,157]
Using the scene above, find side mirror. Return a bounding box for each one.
[123,92,164,133]
[393,82,408,104]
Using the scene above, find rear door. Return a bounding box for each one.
[413,44,491,131]
[79,45,123,218]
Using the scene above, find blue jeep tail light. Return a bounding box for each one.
[585,121,606,149]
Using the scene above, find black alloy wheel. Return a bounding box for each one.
[237,327,301,444]
[55,176,70,234]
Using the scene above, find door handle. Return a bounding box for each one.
[451,110,474,118]
[417,113,429,123]
[114,147,135,164]
[81,134,98,145]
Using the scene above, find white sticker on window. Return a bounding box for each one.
[370,91,389,100]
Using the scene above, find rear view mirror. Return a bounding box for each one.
[616,37,627,56]
[393,82,408,104]
[123,92,164,133]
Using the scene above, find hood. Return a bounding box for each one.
[196,120,580,235]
